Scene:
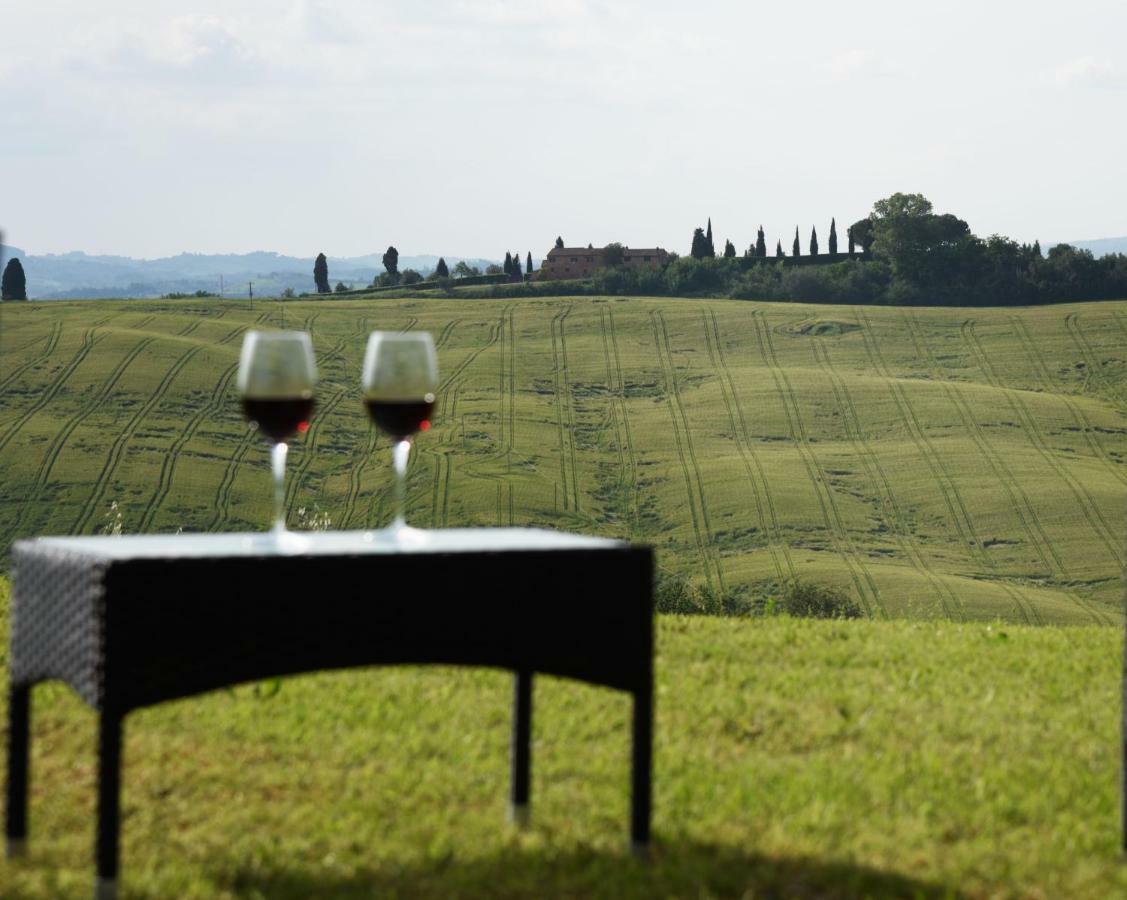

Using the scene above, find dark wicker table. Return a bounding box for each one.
[6,529,654,899]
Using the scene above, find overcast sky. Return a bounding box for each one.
[2,0,1125,259]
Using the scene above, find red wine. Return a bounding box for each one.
[243,396,315,442]
[365,398,435,440]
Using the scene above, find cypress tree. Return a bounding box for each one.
[810,226,819,256]
[828,218,838,256]
[313,252,330,293]
[775,240,784,259]
[526,251,534,274]
[512,252,523,278]
[705,218,716,257]
[436,257,449,278]
[555,236,564,249]
[690,227,707,259]
[1032,239,1042,258]
[847,227,856,257]
[382,246,399,275]
[793,227,801,257]
[756,226,767,258]
[1,258,27,300]
[723,239,736,258]
[503,251,513,275]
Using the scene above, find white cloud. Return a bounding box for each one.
[1050,56,1117,87]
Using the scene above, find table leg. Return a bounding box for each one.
[6,684,31,859]
[96,712,123,900]
[630,684,652,855]
[509,670,532,827]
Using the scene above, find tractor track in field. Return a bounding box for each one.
[1010,316,1127,487]
[508,306,517,454]
[753,310,881,616]
[0,327,112,463]
[905,314,1104,623]
[852,308,996,589]
[651,309,725,594]
[1066,312,1127,412]
[498,307,507,449]
[547,307,576,512]
[19,332,160,538]
[134,323,253,534]
[0,317,124,457]
[607,309,640,528]
[70,321,231,536]
[810,332,961,619]
[557,305,582,512]
[702,310,794,583]
[0,322,62,396]
[599,310,628,512]
[285,338,348,514]
[857,309,1040,622]
[962,319,1122,569]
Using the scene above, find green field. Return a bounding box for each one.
[0,575,1123,899]
[1,296,1125,623]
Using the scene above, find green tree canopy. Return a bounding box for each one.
[828,218,838,255]
[555,236,564,249]
[723,239,736,259]
[810,226,819,256]
[503,251,513,275]
[705,218,716,257]
[453,260,481,278]
[776,240,784,258]
[512,252,523,277]
[792,227,801,257]
[603,242,626,266]
[2,258,27,300]
[867,192,971,285]
[690,227,708,259]
[435,257,449,278]
[526,251,534,274]
[313,253,330,293]
[756,227,767,258]
[401,269,423,285]
[382,246,399,275]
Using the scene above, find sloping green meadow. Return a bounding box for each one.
[1,296,1125,623]
[0,577,1123,898]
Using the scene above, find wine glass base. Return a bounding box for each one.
[245,530,311,555]
[368,523,429,548]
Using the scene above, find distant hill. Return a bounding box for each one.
[1057,237,1127,257]
[0,248,517,300]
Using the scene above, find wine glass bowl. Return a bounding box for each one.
[362,332,438,534]
[237,330,317,541]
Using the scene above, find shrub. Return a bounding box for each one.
[774,579,863,619]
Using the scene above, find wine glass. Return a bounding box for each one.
[362,332,438,536]
[237,331,317,543]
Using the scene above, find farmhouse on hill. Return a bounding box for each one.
[537,245,669,281]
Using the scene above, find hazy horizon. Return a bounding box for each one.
[4,1,1125,259]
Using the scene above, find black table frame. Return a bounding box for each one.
[5,537,654,897]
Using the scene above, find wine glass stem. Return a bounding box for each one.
[392,439,411,529]
[271,441,289,534]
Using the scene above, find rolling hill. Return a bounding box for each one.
[0,295,1124,624]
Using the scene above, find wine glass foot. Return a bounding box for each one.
[385,523,429,548]
[246,529,310,554]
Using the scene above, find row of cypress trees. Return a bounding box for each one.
[691,218,858,261]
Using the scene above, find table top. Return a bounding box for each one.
[17,528,627,562]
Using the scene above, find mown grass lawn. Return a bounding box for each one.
[0,578,1122,899]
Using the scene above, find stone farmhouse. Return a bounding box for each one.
[537,245,669,281]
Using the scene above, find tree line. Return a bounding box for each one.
[308,247,537,293]
[597,193,1127,306]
